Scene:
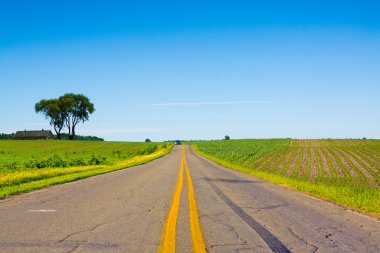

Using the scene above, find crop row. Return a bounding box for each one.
[196,139,380,187]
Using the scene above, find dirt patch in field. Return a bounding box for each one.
[317,149,331,176]
[296,148,309,177]
[330,148,358,177]
[274,149,296,174]
[338,149,373,178]
[310,148,318,178]
[361,148,380,160]
[249,150,278,169]
[320,149,342,176]
[262,150,288,172]
[254,151,279,171]
[345,149,380,175]
[285,149,301,177]
[356,150,380,172]
[325,149,345,177]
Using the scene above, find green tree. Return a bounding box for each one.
[224,135,230,140]
[60,93,95,140]
[145,139,152,142]
[0,133,15,140]
[35,99,66,139]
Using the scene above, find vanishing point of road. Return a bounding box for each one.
[1,146,380,252]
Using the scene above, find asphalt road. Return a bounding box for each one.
[1,145,380,252]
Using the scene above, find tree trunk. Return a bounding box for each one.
[53,127,61,140]
[67,120,71,137]
[69,125,75,140]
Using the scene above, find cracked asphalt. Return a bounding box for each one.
[1,145,380,252]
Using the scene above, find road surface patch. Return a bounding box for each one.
[205,177,291,252]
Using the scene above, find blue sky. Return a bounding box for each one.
[1,1,379,141]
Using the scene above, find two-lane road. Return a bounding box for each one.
[1,146,380,252]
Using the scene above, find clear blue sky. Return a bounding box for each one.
[1,1,379,141]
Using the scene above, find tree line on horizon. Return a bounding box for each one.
[0,132,103,141]
[35,93,95,140]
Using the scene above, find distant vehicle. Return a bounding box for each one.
[175,140,181,145]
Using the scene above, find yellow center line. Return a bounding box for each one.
[158,146,206,253]
[158,149,184,253]
[184,147,206,253]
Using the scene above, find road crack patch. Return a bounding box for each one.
[204,213,249,246]
[288,227,318,253]
[58,222,111,252]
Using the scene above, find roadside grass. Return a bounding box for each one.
[194,140,380,218]
[0,143,173,198]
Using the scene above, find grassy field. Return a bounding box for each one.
[0,140,173,198]
[194,139,380,217]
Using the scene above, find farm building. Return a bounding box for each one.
[14,130,54,140]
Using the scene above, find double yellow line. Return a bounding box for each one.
[158,146,206,253]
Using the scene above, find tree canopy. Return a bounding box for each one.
[35,93,95,140]
[35,99,66,139]
[0,133,15,140]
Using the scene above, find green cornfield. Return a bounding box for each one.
[195,139,380,216]
[0,140,172,198]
